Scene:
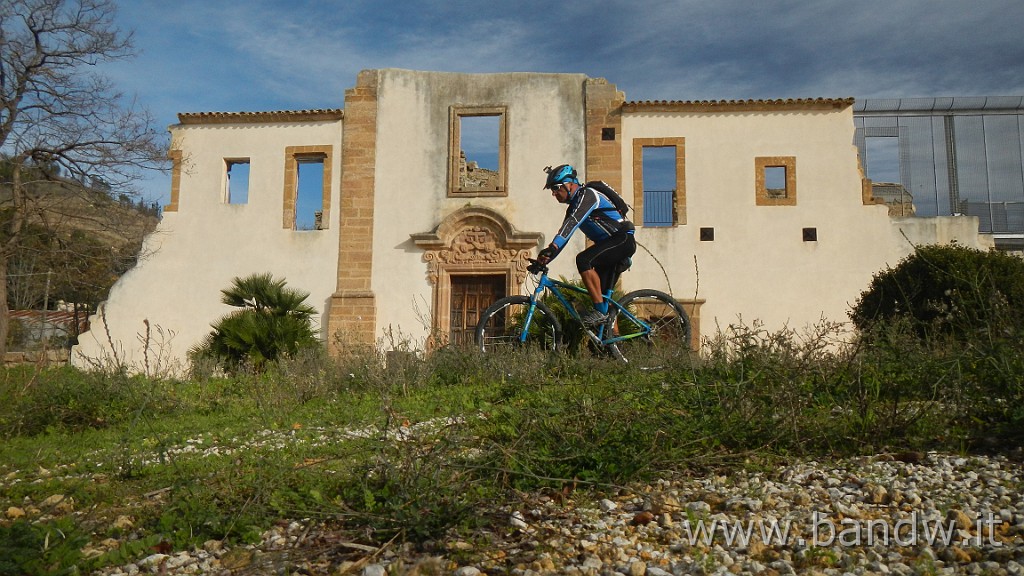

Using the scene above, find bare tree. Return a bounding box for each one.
[0,0,167,355]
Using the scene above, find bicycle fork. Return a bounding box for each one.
[518,282,551,344]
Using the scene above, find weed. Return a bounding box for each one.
[0,366,182,437]
[2,300,1024,571]
[337,428,494,544]
[795,545,839,569]
[0,517,88,576]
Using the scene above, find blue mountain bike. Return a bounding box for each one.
[474,258,692,367]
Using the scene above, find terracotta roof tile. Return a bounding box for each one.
[176,109,345,125]
[623,97,855,113]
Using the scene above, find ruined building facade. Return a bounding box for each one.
[72,70,992,371]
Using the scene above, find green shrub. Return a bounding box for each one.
[189,273,319,373]
[850,244,1024,447]
[850,244,1024,341]
[5,318,28,350]
[693,321,839,450]
[472,364,714,490]
[339,431,493,544]
[0,366,174,437]
[0,518,88,576]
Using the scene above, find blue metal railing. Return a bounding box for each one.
[643,190,674,227]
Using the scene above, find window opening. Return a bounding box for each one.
[642,146,676,227]
[764,166,787,198]
[449,106,507,196]
[283,146,332,230]
[461,115,499,174]
[865,137,914,215]
[632,137,685,226]
[755,157,797,206]
[226,160,250,204]
[296,158,325,230]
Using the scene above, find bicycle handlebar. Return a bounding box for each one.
[526,257,549,275]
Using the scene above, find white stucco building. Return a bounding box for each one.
[72,69,992,372]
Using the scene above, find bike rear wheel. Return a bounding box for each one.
[474,296,562,353]
[608,289,692,368]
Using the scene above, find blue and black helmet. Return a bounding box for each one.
[543,164,579,189]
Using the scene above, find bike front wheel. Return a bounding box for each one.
[608,289,692,367]
[474,296,562,353]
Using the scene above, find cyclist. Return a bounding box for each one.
[535,164,636,325]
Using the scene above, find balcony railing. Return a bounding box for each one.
[643,190,674,227]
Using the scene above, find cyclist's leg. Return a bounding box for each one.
[600,235,636,335]
[577,233,635,310]
[597,233,636,293]
[580,268,604,306]
[576,245,606,307]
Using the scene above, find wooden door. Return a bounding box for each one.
[449,275,505,346]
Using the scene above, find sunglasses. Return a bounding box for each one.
[550,183,565,193]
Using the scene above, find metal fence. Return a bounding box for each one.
[7,310,84,352]
[854,97,1024,244]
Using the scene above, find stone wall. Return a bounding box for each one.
[4,350,70,367]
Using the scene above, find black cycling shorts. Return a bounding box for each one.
[576,232,637,293]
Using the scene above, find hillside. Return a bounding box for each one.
[0,177,160,312]
[2,180,158,241]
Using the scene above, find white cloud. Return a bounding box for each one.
[102,0,1023,204]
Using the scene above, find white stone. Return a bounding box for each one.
[510,510,529,529]
[138,554,168,572]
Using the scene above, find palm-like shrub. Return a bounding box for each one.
[190,273,319,372]
[539,277,624,353]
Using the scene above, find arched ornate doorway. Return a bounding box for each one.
[411,206,542,346]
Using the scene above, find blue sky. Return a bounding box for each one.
[103,0,1024,206]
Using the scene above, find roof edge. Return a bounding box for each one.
[176,109,345,125]
[623,97,855,113]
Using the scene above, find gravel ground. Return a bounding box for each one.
[92,451,1023,576]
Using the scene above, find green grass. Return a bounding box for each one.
[0,349,513,572]
[1,319,1022,574]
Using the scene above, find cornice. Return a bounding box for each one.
[176,109,345,125]
[623,98,855,113]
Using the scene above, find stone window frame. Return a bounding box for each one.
[165,150,182,212]
[283,145,333,230]
[448,105,508,197]
[755,156,797,206]
[631,137,687,227]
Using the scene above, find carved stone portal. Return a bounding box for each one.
[411,206,543,345]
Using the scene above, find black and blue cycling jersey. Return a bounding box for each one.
[550,185,635,253]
